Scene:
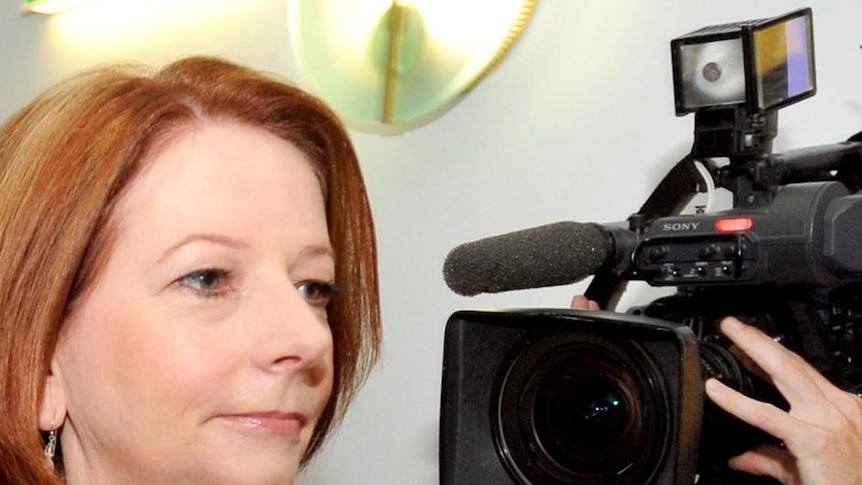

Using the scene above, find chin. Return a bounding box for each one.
[184,444,304,485]
[197,461,301,485]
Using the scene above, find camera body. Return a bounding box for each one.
[440,8,862,485]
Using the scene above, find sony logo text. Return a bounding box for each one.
[662,222,701,231]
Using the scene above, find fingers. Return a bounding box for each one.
[570,294,599,310]
[710,319,862,485]
[720,318,862,429]
[705,378,808,444]
[718,317,836,416]
[711,374,862,485]
[726,446,798,484]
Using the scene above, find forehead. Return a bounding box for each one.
[136,120,317,192]
[108,120,330,254]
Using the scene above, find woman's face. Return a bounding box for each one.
[49,121,335,484]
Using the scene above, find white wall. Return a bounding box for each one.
[3,1,862,483]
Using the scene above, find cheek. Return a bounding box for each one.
[306,348,336,438]
[321,347,336,401]
[58,297,236,422]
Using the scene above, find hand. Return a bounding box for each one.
[705,317,862,485]
[570,294,599,310]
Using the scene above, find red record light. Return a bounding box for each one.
[715,217,753,232]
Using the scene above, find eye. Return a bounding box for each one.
[297,280,340,307]
[178,268,233,298]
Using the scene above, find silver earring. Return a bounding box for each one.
[44,427,57,464]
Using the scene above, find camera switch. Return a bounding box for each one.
[649,246,668,261]
[722,244,739,258]
[699,245,718,259]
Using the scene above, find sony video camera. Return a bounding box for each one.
[440,8,862,485]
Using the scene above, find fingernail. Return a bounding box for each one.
[705,378,724,394]
[722,317,745,333]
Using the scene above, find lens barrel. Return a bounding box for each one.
[494,331,672,485]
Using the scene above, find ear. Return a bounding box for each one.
[38,358,67,432]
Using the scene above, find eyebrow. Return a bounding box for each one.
[155,233,336,265]
[296,244,337,263]
[155,233,249,264]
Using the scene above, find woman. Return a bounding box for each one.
[0,57,381,484]
[572,295,862,484]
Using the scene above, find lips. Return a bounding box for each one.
[220,411,307,434]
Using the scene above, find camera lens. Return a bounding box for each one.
[495,331,670,485]
[534,353,642,472]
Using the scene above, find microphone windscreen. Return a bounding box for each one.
[443,221,611,296]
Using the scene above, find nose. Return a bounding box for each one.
[247,275,333,374]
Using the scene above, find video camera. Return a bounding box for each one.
[440,8,862,485]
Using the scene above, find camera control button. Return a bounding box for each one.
[649,246,668,261]
[722,244,739,258]
[699,245,718,259]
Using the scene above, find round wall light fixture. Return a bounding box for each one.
[289,0,537,134]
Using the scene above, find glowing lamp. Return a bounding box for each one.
[671,8,815,115]
[22,0,90,14]
[289,0,537,134]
